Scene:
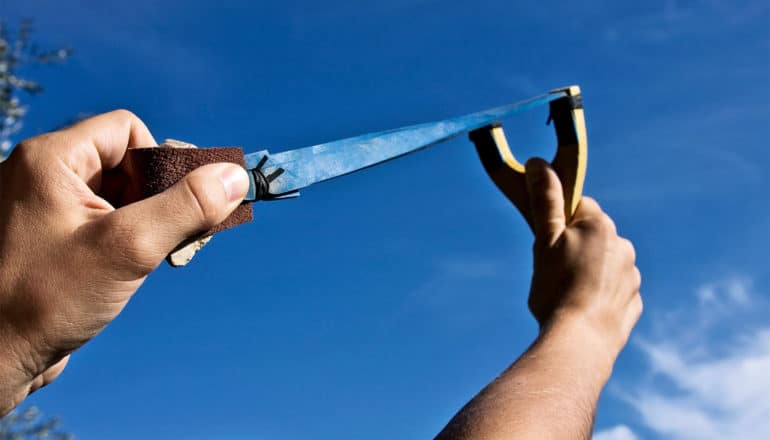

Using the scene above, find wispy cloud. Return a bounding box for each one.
[599,274,770,439]
[407,254,509,309]
[695,275,752,308]
[594,424,639,440]
[497,72,543,98]
[631,327,770,439]
[602,0,770,45]
[592,102,768,204]
[397,253,531,328]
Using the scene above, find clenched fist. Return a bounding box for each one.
[0,110,249,415]
[435,159,643,440]
[525,158,642,358]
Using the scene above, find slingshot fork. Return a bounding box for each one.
[469,86,587,229]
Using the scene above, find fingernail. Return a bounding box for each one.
[219,165,250,202]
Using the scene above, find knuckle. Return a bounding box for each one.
[109,109,146,133]
[1,137,57,189]
[122,229,155,265]
[10,132,72,165]
[92,215,157,274]
[11,137,43,165]
[598,214,617,235]
[582,196,600,209]
[620,237,637,263]
[633,266,642,289]
[578,214,615,240]
[577,197,601,215]
[110,108,140,123]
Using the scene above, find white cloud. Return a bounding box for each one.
[619,275,770,439]
[594,424,638,440]
[696,275,752,308]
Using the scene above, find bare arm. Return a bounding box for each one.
[436,159,642,439]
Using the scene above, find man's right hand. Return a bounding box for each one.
[436,158,643,440]
[525,158,642,359]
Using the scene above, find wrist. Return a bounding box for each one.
[537,310,621,380]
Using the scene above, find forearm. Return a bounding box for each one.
[436,313,617,440]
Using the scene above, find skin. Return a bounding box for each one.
[435,159,642,439]
[0,110,250,414]
[0,111,641,439]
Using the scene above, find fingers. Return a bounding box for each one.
[525,158,566,245]
[57,110,156,191]
[95,163,250,275]
[63,109,156,167]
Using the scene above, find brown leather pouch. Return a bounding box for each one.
[122,140,254,266]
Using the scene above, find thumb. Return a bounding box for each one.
[525,158,566,245]
[99,163,249,274]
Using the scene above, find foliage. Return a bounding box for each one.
[0,407,73,440]
[0,18,71,158]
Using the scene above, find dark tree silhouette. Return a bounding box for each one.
[0,18,71,158]
[0,407,73,440]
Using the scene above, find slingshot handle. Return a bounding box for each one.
[470,86,588,230]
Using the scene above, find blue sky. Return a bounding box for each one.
[2,0,769,438]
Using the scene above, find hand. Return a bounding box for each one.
[525,158,642,358]
[0,110,250,415]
